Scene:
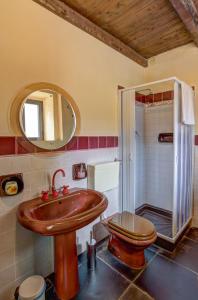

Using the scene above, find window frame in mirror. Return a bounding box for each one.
[22,99,44,141]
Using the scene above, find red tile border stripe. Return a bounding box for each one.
[0,137,16,155]
[0,136,119,156]
[135,90,174,103]
[1,134,198,155]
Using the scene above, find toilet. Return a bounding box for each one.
[102,211,157,269]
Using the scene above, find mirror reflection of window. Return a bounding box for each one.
[53,94,64,141]
[23,91,57,142]
[43,92,55,141]
[19,85,76,150]
[23,100,43,139]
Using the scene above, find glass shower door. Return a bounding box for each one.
[173,82,194,237]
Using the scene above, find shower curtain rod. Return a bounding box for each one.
[120,76,183,92]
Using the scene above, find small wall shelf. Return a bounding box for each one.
[158,133,173,143]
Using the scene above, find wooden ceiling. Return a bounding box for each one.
[33,0,198,67]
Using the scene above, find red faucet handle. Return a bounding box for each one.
[52,187,59,198]
[62,185,69,195]
[41,190,49,201]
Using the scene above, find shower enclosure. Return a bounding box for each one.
[118,77,194,243]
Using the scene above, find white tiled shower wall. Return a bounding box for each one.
[144,104,174,211]
[0,147,118,299]
[135,103,174,211]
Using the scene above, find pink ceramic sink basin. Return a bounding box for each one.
[17,188,108,236]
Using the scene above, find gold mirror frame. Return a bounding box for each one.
[10,82,80,150]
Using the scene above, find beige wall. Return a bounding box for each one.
[0,0,144,137]
[145,43,198,133]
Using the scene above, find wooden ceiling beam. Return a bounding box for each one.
[169,0,198,46]
[32,0,148,67]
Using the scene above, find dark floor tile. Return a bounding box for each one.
[148,244,160,254]
[186,228,198,242]
[97,247,155,281]
[46,286,59,300]
[75,257,129,299]
[46,257,129,300]
[159,236,198,273]
[45,277,54,291]
[120,283,153,300]
[135,254,198,300]
[46,230,198,300]
[45,274,59,300]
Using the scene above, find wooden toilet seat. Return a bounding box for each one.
[108,211,156,241]
[102,211,157,269]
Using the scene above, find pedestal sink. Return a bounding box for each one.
[17,188,108,300]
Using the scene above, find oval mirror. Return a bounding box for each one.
[19,85,76,150]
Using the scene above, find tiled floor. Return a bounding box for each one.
[137,209,173,237]
[46,228,198,300]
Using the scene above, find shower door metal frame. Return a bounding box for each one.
[118,88,136,213]
[172,80,179,237]
[173,81,194,238]
[118,76,193,243]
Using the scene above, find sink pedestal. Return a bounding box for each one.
[54,232,79,300]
